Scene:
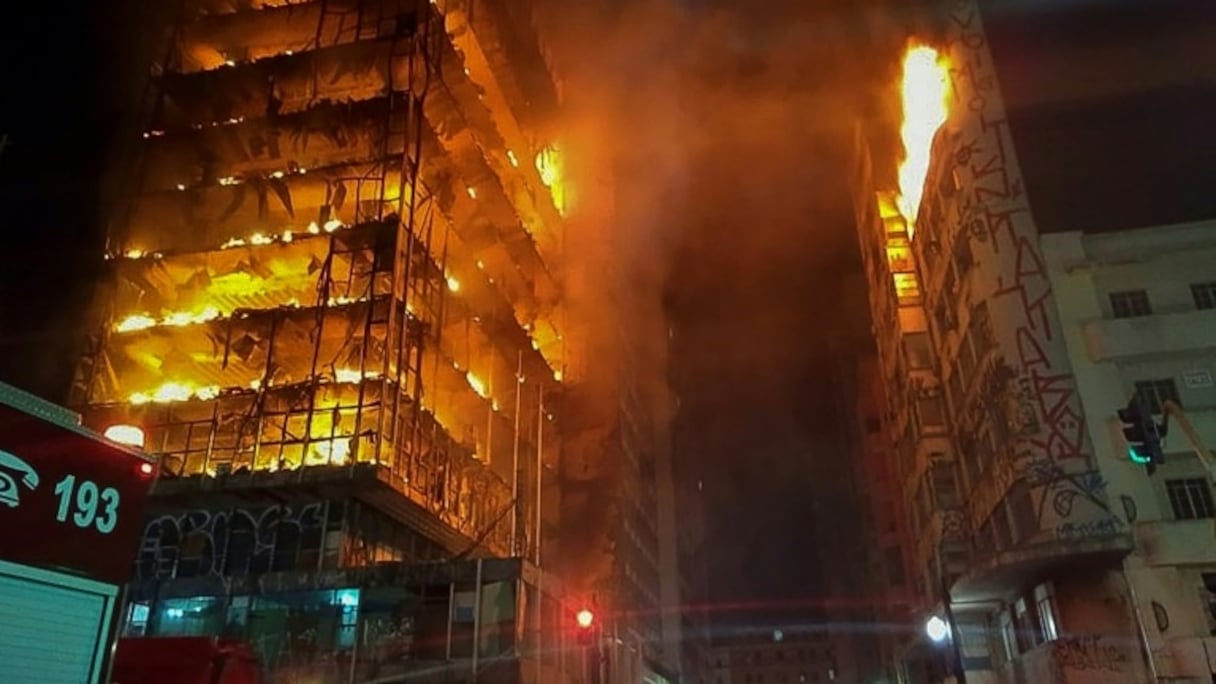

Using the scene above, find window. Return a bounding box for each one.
[1192,282,1216,310]
[917,396,946,431]
[931,461,960,508]
[1110,289,1152,318]
[1166,478,1215,520]
[1201,573,1216,635]
[893,272,920,300]
[1034,583,1060,642]
[1014,597,1040,650]
[904,332,933,369]
[1135,379,1180,414]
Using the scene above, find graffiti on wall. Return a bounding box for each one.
[1053,635,1130,673]
[136,502,328,580]
[942,1,1109,541]
[1028,453,1125,538]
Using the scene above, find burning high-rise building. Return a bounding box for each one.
[69,0,593,680]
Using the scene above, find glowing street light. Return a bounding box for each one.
[925,615,950,643]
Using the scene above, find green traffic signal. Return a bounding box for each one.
[1118,395,1165,473]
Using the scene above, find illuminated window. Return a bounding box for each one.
[885,239,914,274]
[892,273,920,300]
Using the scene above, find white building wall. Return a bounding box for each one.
[932,0,1113,549]
[1043,220,1216,682]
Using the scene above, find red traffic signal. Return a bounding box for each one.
[576,608,594,629]
[575,608,595,645]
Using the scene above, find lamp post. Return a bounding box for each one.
[925,572,967,684]
[923,613,966,684]
[925,616,949,643]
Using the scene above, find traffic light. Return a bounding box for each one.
[575,608,595,645]
[1118,395,1166,475]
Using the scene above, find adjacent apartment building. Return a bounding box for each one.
[848,353,918,683]
[851,0,1216,681]
[64,0,686,681]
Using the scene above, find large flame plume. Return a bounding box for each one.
[896,43,951,234]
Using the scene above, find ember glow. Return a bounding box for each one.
[896,44,951,235]
[76,0,578,561]
[535,145,568,216]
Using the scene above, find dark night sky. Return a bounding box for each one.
[0,1,102,395]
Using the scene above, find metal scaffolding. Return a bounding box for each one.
[73,0,567,561]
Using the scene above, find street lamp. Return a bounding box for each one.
[925,615,949,643]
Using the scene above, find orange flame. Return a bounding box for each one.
[896,44,951,236]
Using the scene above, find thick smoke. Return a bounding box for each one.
[533,0,915,614]
[533,0,908,601]
[534,0,698,596]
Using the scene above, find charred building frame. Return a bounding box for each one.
[69,0,583,680]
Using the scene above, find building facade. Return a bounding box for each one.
[851,1,1216,682]
[849,353,919,683]
[850,158,966,684]
[710,628,843,684]
[1043,222,1216,681]
[70,0,590,681]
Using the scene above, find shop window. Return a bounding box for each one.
[153,596,224,638]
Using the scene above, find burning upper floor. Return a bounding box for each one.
[894,43,949,237]
[74,0,575,556]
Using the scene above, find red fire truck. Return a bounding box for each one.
[0,381,157,683]
[111,637,261,684]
